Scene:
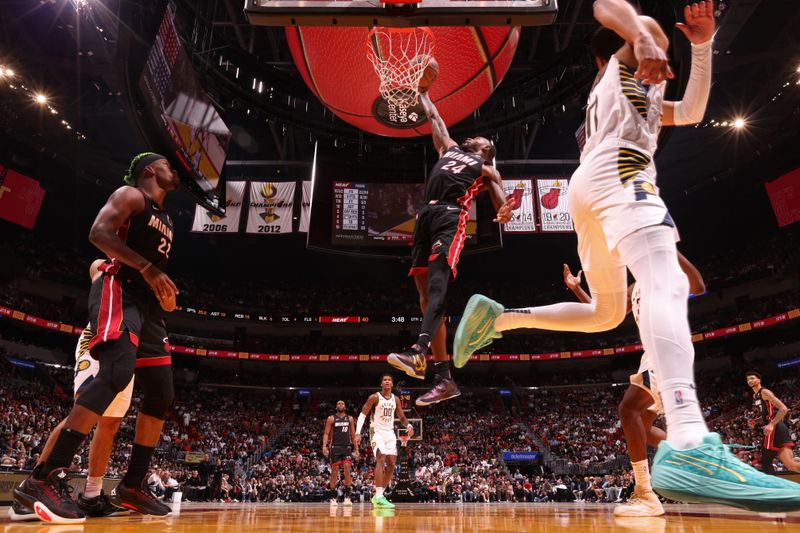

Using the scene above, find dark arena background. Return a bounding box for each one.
[0,0,799,531]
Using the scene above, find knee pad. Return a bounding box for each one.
[136,365,174,418]
[76,337,136,415]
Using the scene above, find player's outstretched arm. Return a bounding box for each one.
[593,0,673,84]
[563,264,592,304]
[420,92,457,157]
[481,164,513,224]
[662,1,714,126]
[677,251,706,296]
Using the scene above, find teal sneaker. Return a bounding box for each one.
[652,432,800,512]
[370,494,395,509]
[453,294,504,368]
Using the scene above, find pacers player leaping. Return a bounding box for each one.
[355,374,414,509]
[455,0,800,511]
[387,83,513,407]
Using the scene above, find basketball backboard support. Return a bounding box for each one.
[244,0,558,27]
[395,417,423,441]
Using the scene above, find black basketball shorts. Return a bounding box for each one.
[764,421,794,452]
[408,203,469,280]
[87,272,172,367]
[330,446,353,467]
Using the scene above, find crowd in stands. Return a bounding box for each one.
[1,225,797,326]
[2,353,798,504]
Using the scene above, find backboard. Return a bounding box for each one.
[244,0,558,27]
[395,417,423,441]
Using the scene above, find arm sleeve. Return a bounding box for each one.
[671,40,712,126]
[356,413,366,434]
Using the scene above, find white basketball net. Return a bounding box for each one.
[366,27,434,109]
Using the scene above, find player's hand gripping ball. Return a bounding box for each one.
[417,57,439,94]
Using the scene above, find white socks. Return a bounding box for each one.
[617,226,708,450]
[84,475,103,499]
[375,487,384,497]
[631,460,652,492]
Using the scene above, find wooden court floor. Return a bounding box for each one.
[2,502,799,532]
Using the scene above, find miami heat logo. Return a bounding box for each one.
[539,180,565,210]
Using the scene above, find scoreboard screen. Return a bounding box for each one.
[331,182,476,246]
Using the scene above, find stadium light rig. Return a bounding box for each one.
[733,118,746,129]
[34,93,47,104]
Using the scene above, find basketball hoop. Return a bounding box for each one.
[366,26,435,109]
[399,433,411,448]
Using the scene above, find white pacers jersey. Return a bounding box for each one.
[372,393,396,433]
[581,56,665,161]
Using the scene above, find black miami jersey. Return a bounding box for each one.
[114,190,174,288]
[424,147,485,209]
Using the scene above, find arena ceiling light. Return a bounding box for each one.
[733,118,746,129]
[34,93,48,104]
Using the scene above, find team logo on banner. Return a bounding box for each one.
[299,181,312,233]
[191,181,246,233]
[502,179,536,233]
[246,181,295,234]
[536,178,574,232]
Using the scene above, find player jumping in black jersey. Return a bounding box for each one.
[746,371,800,475]
[322,400,359,506]
[14,153,180,523]
[388,86,513,407]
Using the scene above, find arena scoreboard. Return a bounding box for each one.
[332,181,476,246]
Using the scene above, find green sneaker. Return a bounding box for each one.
[652,432,800,512]
[453,294,504,369]
[370,494,395,509]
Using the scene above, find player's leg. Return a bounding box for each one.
[777,448,800,473]
[615,385,663,516]
[454,209,628,367]
[78,415,129,517]
[761,448,777,475]
[388,209,431,380]
[371,449,385,505]
[329,463,340,504]
[109,315,173,516]
[36,418,67,467]
[342,460,354,505]
[622,227,800,509]
[643,411,666,447]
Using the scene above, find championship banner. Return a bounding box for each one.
[191,181,246,233]
[0,165,46,230]
[536,178,574,232]
[299,180,312,233]
[245,181,295,234]
[502,179,536,233]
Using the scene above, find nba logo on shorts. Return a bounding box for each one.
[674,390,684,405]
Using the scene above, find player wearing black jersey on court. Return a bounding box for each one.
[14,153,180,523]
[387,84,513,407]
[747,371,800,475]
[322,400,359,506]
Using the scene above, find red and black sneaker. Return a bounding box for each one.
[415,377,461,406]
[109,481,171,516]
[13,468,86,524]
[78,491,130,517]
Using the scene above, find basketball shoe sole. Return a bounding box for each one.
[453,294,503,368]
[652,432,800,512]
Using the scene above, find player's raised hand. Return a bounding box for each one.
[562,264,583,292]
[676,1,715,45]
[494,199,514,224]
[633,32,674,84]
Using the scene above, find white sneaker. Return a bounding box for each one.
[329,498,338,506]
[614,489,664,517]
[342,497,352,506]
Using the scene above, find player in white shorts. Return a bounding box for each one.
[355,374,414,509]
[10,260,133,521]
[564,248,705,516]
